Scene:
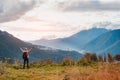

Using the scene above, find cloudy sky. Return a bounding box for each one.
[0,0,120,41]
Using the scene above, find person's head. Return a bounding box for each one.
[24,47,28,50]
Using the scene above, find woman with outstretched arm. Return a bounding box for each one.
[20,46,34,69]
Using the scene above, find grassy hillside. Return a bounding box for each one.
[0,62,120,80]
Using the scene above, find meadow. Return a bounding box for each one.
[0,62,120,80]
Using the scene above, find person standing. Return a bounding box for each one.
[20,46,34,69]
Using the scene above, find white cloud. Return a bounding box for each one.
[93,21,120,29]
[0,0,120,41]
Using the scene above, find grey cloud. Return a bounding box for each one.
[57,1,120,12]
[0,3,3,13]
[0,0,43,23]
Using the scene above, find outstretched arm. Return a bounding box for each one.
[20,47,24,52]
[28,46,34,52]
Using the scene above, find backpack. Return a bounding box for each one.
[22,52,28,59]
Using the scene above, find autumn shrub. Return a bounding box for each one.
[61,58,75,66]
[0,61,6,75]
[77,53,98,66]
[108,53,114,62]
[114,54,120,61]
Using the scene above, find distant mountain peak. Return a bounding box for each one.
[83,29,120,55]
[0,30,13,37]
[31,28,109,52]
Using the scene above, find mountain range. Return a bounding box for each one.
[83,29,120,56]
[1,27,119,62]
[31,28,109,51]
[0,30,82,62]
[31,28,120,56]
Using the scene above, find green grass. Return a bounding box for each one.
[0,63,120,80]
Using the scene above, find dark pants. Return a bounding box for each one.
[23,58,29,68]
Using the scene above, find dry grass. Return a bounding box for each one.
[63,63,120,80]
[0,63,120,80]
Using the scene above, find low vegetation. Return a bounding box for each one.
[0,53,120,80]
